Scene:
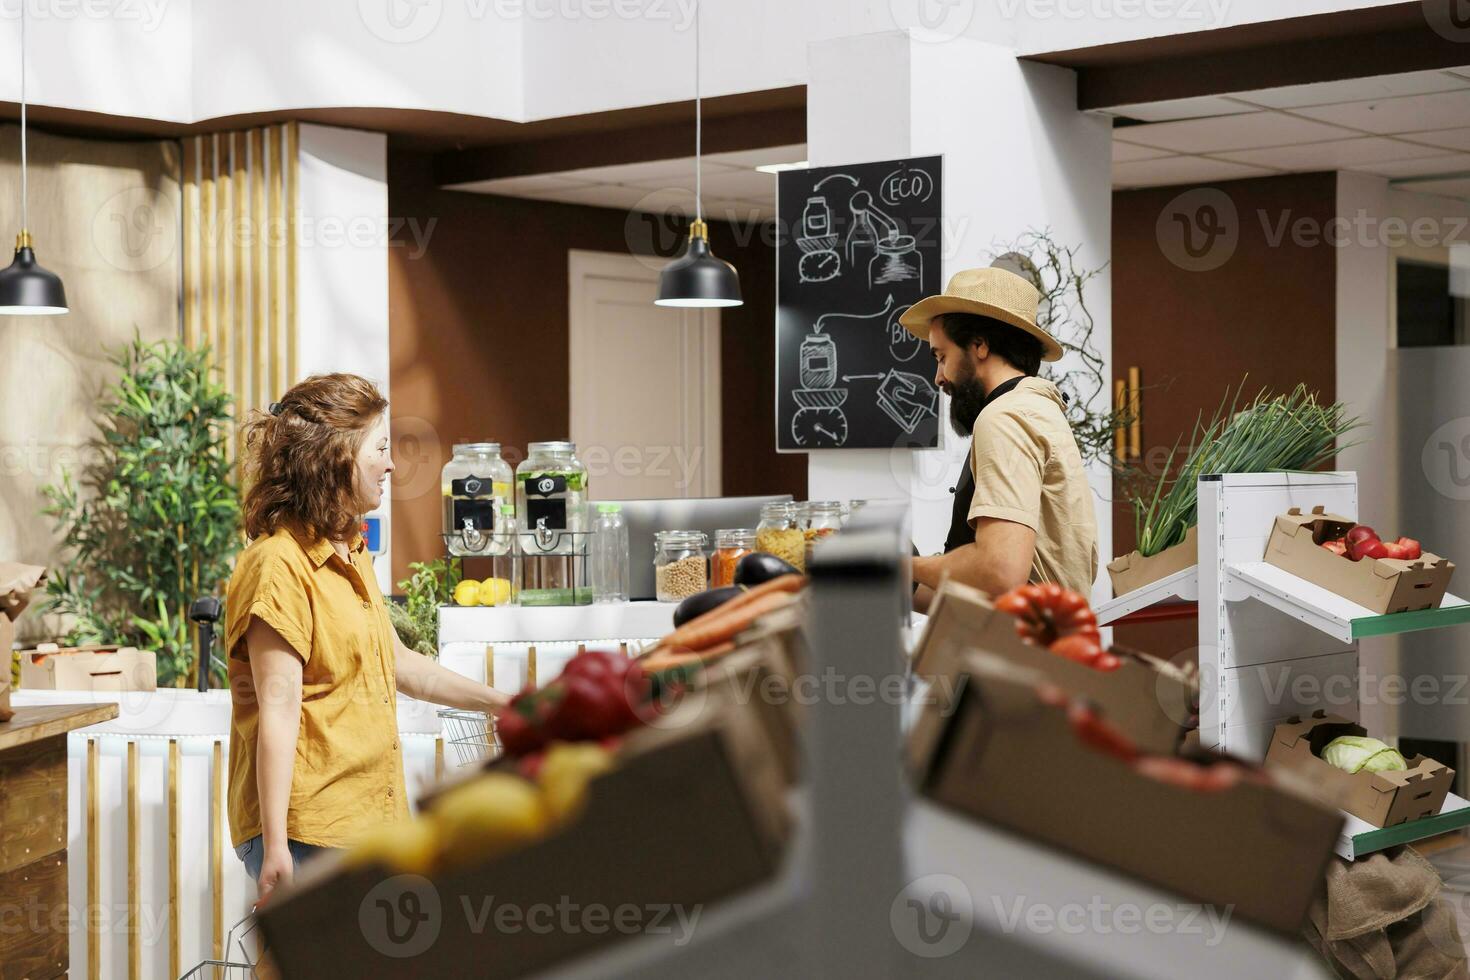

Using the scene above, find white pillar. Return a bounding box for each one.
[805,32,1113,599]
[295,124,394,593]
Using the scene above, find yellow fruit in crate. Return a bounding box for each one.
[343,818,439,875]
[452,579,482,606]
[478,578,511,606]
[538,742,614,826]
[430,772,547,871]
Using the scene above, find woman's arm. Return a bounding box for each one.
[393,638,509,714]
[245,616,304,901]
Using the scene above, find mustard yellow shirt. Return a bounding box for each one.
[968,377,1099,595]
[225,528,409,849]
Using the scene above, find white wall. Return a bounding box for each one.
[804,32,1114,599]
[295,122,394,593]
[0,0,1410,127]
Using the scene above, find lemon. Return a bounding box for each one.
[478,578,511,606]
[538,742,614,827]
[452,579,481,606]
[343,818,439,875]
[431,773,547,871]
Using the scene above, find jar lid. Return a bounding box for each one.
[715,528,757,544]
[760,501,797,517]
[453,442,501,455]
[528,441,576,454]
[808,500,844,513]
[596,503,622,514]
[655,530,707,547]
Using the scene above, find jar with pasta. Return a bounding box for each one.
[804,500,843,566]
[710,528,757,588]
[654,530,709,602]
[756,502,805,572]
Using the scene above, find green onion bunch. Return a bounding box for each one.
[1132,382,1362,557]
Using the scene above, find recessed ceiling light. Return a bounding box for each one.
[755,161,809,175]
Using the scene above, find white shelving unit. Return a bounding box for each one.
[1095,565,1197,626]
[1103,471,1470,861]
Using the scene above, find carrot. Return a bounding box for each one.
[664,591,797,653]
[640,641,737,673]
[663,574,804,648]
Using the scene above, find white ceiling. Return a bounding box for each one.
[443,144,806,223]
[446,69,1470,215]
[1110,68,1470,197]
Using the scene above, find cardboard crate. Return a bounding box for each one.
[1263,507,1453,614]
[0,563,47,722]
[1107,526,1198,597]
[20,645,157,692]
[911,579,1194,754]
[697,638,801,786]
[911,652,1343,935]
[1265,711,1453,828]
[261,697,790,979]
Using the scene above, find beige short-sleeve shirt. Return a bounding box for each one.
[968,377,1099,595]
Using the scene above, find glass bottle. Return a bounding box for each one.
[487,504,519,606]
[711,528,757,588]
[755,502,805,573]
[654,530,709,603]
[591,503,629,604]
[441,443,514,556]
[515,441,588,556]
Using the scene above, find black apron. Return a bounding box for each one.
[943,376,1025,554]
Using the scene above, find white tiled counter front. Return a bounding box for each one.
[437,601,676,694]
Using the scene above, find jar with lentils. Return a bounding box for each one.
[710,528,757,588]
[654,530,709,602]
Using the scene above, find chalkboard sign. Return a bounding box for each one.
[775,155,943,452]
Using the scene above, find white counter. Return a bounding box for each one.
[11,687,459,978]
[437,600,677,694]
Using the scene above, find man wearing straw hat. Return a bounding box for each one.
[903,266,1097,609]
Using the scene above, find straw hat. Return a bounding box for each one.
[898,266,1063,362]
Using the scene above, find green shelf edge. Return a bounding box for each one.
[1351,603,1470,639]
[1350,804,1470,857]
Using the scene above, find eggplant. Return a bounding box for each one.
[672,586,745,627]
[733,552,799,586]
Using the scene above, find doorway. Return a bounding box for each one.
[568,250,722,499]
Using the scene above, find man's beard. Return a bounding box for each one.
[945,359,989,437]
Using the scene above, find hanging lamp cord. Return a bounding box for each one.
[694,0,701,226]
[19,0,27,238]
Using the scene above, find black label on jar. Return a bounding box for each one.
[524,498,567,531]
[452,498,497,532]
[451,475,495,498]
[525,475,567,498]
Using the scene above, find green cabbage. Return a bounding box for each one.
[1322,735,1408,774]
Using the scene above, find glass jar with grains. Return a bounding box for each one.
[654,530,709,602]
[756,502,806,572]
[710,528,757,588]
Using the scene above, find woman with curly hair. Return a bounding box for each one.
[225,373,506,901]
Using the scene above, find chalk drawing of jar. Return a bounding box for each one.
[800,332,838,390]
[870,234,922,290]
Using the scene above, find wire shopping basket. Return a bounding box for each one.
[179,914,260,979]
[439,708,501,767]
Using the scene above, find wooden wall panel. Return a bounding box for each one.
[180,124,300,453]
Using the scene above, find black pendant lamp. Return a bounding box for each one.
[655,0,741,309]
[0,1,66,316]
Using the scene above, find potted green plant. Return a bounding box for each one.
[41,336,240,687]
